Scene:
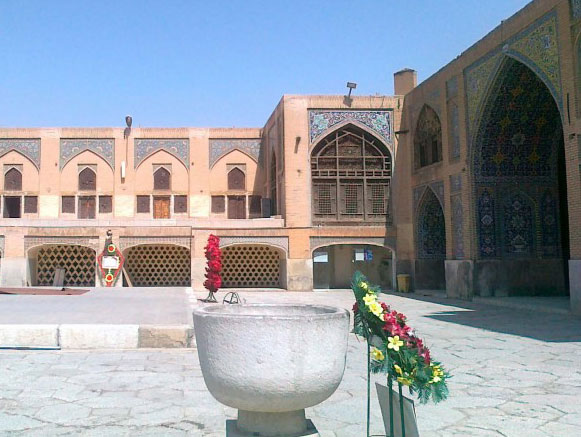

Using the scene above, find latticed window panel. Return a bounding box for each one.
[313,183,336,216]
[221,245,281,288]
[36,245,96,287]
[341,184,363,215]
[4,168,22,191]
[154,167,171,190]
[125,244,191,287]
[369,183,388,215]
[78,168,96,191]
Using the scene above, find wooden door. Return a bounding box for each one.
[78,196,96,219]
[227,196,246,219]
[153,196,170,219]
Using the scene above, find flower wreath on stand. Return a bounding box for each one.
[351,271,450,436]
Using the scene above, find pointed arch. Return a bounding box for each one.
[472,57,567,263]
[228,167,246,190]
[135,147,189,171]
[78,167,96,191]
[269,150,278,215]
[413,104,442,169]
[153,166,171,190]
[309,119,393,154]
[416,187,446,259]
[211,147,260,169]
[310,124,392,224]
[0,149,39,170]
[4,167,22,191]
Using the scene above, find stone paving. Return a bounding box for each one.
[0,292,580,436]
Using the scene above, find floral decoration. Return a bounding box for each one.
[352,271,450,404]
[203,235,222,302]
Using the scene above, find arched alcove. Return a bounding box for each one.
[414,105,442,168]
[310,124,392,224]
[472,57,568,296]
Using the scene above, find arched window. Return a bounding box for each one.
[78,167,96,191]
[153,167,171,190]
[270,152,277,215]
[4,167,22,191]
[228,167,246,190]
[414,105,442,168]
[311,125,392,224]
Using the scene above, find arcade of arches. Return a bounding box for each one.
[4,1,581,313]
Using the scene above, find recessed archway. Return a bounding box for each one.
[221,244,284,288]
[123,244,191,287]
[472,57,569,296]
[415,187,446,290]
[28,244,96,287]
[312,244,394,290]
[414,105,442,168]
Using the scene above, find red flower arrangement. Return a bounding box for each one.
[203,235,222,302]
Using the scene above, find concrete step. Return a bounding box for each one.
[0,324,194,349]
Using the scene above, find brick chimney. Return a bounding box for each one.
[394,68,417,96]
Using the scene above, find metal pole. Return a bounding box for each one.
[398,382,406,437]
[367,344,371,437]
[388,374,394,437]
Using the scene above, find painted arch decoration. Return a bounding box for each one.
[473,58,563,259]
[209,139,263,168]
[415,187,446,259]
[309,110,393,146]
[0,139,41,169]
[464,11,562,139]
[60,139,115,170]
[134,139,189,169]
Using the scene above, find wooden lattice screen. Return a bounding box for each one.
[124,244,191,287]
[221,245,281,288]
[36,245,96,287]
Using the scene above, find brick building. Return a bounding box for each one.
[394,0,581,314]
[0,94,401,292]
[2,0,581,314]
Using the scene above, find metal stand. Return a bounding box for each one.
[367,345,371,437]
[386,375,406,437]
[201,291,217,303]
[366,344,406,437]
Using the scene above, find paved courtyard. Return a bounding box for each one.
[1,291,580,436]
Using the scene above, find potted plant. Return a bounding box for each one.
[351,271,450,437]
[202,235,222,303]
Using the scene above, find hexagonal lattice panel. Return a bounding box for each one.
[125,244,191,287]
[36,245,96,287]
[221,245,281,288]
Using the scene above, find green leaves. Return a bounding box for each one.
[350,270,451,405]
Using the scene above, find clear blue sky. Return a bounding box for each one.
[0,0,530,128]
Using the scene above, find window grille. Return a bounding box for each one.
[154,167,171,190]
[228,167,246,190]
[136,195,150,213]
[174,195,187,213]
[99,196,112,213]
[78,168,96,191]
[370,184,387,214]
[24,196,38,214]
[211,195,225,213]
[311,126,391,223]
[4,168,22,191]
[62,196,75,213]
[342,184,362,215]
